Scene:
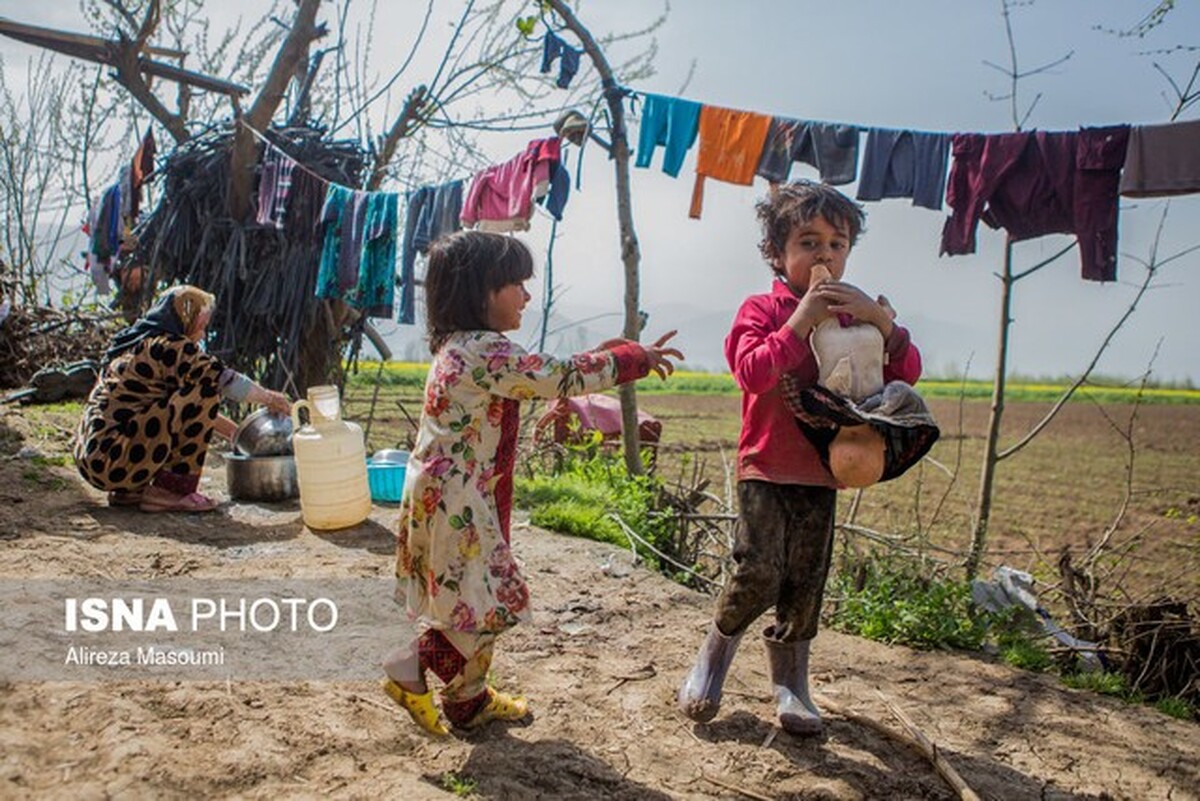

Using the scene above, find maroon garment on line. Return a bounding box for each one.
[940,126,1130,282]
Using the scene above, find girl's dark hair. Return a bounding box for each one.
[756,180,867,272]
[425,230,535,353]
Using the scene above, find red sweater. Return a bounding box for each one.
[725,279,923,487]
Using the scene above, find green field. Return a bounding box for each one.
[343,360,1200,604]
[347,362,1200,405]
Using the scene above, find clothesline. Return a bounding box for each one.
[237,119,423,194]
[619,83,1199,283]
[622,83,1176,139]
[235,119,576,327]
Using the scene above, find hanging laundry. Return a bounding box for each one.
[689,105,772,219]
[400,179,464,325]
[316,184,351,298]
[339,191,369,291]
[1119,118,1200,198]
[537,161,571,221]
[129,127,156,219]
[318,188,366,294]
[755,118,860,186]
[91,184,122,263]
[540,30,581,89]
[410,180,465,255]
[856,128,951,210]
[316,184,399,319]
[940,126,1130,282]
[359,192,399,319]
[635,93,702,178]
[461,138,562,232]
[82,177,126,292]
[83,134,155,296]
[256,146,297,229]
[83,186,115,294]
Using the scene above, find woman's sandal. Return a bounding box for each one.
[138,490,220,513]
[459,687,530,730]
[107,489,144,507]
[382,678,449,736]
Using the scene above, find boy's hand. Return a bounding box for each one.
[877,294,898,322]
[646,330,683,380]
[810,281,895,338]
[786,289,833,341]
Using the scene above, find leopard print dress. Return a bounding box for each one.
[75,334,226,493]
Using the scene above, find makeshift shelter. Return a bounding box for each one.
[130,125,369,394]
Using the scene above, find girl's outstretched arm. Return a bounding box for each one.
[460,331,679,400]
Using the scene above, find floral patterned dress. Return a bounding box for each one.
[396,330,648,635]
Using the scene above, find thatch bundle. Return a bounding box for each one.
[134,125,368,393]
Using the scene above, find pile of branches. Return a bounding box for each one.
[133,124,367,394]
[1060,549,1199,710]
[0,304,117,389]
[1111,599,1199,708]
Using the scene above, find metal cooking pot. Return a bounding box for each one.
[224,452,299,501]
[234,409,294,457]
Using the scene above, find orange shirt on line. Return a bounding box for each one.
[689,105,773,219]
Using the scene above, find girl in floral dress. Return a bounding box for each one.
[384,231,681,735]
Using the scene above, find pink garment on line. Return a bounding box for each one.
[461,138,562,230]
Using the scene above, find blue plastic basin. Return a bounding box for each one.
[366,462,406,502]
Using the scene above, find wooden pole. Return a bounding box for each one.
[545,0,645,475]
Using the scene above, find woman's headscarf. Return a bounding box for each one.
[103,285,214,364]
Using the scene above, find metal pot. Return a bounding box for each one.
[234,409,294,457]
[224,452,299,501]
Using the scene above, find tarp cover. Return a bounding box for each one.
[535,393,662,446]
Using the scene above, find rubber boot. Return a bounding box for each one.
[382,678,449,736]
[383,641,450,736]
[763,626,822,736]
[677,623,744,722]
[458,687,530,730]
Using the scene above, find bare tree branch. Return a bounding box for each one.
[227,0,325,219]
[1082,340,1161,570]
[1010,240,1075,281]
[997,207,1176,461]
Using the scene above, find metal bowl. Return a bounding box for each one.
[224,452,298,501]
[369,448,410,465]
[234,409,294,457]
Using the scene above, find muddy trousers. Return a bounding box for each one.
[713,481,837,642]
[400,629,496,726]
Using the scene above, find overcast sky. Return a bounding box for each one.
[3,1,1198,383]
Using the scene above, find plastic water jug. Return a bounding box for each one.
[290,385,372,530]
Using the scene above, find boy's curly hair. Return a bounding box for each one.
[756,180,866,271]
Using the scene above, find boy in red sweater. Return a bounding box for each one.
[678,181,923,736]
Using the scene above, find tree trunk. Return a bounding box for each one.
[367,85,428,192]
[966,235,1014,579]
[227,0,324,220]
[546,0,645,475]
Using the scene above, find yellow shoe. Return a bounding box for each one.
[382,678,449,736]
[461,687,530,730]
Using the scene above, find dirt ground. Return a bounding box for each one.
[1,406,1198,801]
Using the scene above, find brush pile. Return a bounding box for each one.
[132,125,368,393]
